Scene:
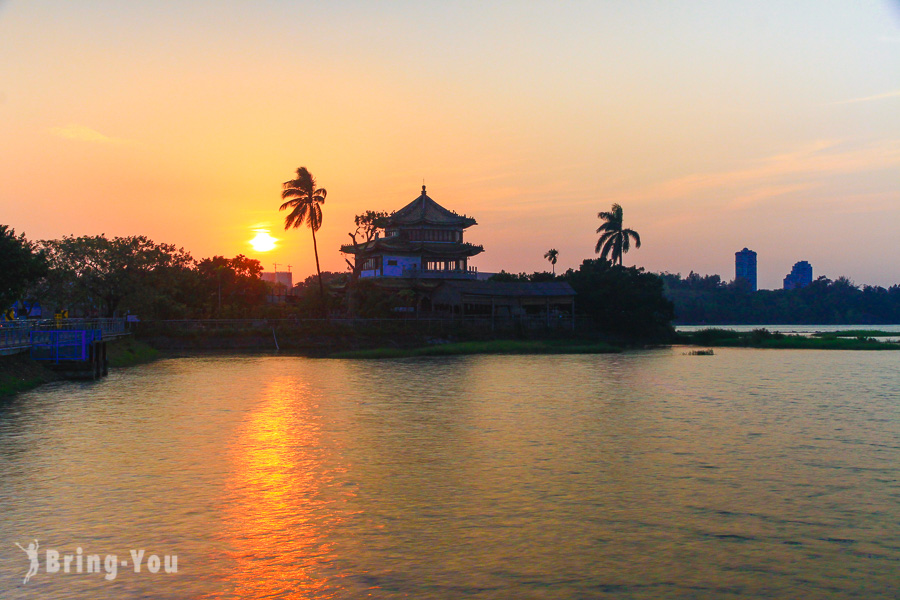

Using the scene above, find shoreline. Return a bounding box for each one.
[678,328,900,350]
[7,327,898,398]
[0,338,159,398]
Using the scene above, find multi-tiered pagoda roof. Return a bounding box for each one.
[341,186,483,279]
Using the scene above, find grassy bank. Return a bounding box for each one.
[0,353,60,397]
[135,319,631,356]
[107,338,160,368]
[679,328,900,350]
[329,339,621,359]
[811,330,898,339]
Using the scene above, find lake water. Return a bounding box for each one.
[1,349,899,599]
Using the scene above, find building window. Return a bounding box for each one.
[387,259,397,266]
[362,257,382,271]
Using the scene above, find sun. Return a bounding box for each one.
[249,229,277,252]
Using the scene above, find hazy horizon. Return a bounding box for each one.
[2,1,898,289]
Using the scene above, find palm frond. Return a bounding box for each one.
[625,229,641,248]
[282,187,307,200]
[283,204,310,230]
[599,236,617,260]
[307,204,323,232]
[595,232,613,254]
[596,222,619,234]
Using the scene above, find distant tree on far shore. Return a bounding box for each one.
[280,167,326,309]
[544,249,559,274]
[489,270,556,282]
[595,204,640,266]
[660,271,900,324]
[196,255,267,318]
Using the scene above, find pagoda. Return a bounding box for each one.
[341,186,484,279]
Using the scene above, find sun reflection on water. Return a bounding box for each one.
[211,376,350,599]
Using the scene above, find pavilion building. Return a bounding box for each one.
[338,186,575,326]
[341,186,484,280]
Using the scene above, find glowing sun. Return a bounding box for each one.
[249,229,277,252]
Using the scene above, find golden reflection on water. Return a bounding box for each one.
[212,376,349,599]
[2,351,900,599]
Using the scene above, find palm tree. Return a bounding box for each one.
[544,248,559,275]
[595,203,641,266]
[280,167,326,304]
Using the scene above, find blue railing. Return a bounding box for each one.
[30,329,103,363]
[0,325,33,353]
[0,319,126,354]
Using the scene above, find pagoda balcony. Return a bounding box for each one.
[401,266,478,280]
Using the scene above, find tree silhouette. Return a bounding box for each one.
[0,225,47,311]
[280,167,326,307]
[595,204,641,266]
[544,248,559,275]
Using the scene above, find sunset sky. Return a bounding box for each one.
[2,1,898,288]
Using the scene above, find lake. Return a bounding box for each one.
[1,349,899,598]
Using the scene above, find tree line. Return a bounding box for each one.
[1,228,273,319]
[661,272,900,324]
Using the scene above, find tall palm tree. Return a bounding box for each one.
[595,203,641,266]
[544,248,559,275]
[280,167,326,304]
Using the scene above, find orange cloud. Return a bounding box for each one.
[829,89,900,105]
[602,139,900,210]
[48,124,125,144]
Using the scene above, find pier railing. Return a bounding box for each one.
[0,318,128,354]
[30,329,103,363]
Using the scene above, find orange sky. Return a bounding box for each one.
[2,1,899,288]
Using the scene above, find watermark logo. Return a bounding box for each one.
[13,540,178,583]
[14,540,40,584]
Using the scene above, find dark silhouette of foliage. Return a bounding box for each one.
[661,272,900,324]
[563,259,674,341]
[595,204,641,265]
[488,270,557,282]
[343,210,390,317]
[196,255,267,317]
[0,225,47,310]
[291,271,345,316]
[544,249,559,274]
[40,235,193,317]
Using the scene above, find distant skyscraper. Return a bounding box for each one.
[783,261,813,290]
[735,248,757,291]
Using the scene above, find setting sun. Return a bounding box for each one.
[249,229,277,253]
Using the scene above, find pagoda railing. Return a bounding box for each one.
[401,266,478,279]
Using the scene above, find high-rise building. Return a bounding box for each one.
[783,261,813,290]
[261,271,293,289]
[735,248,757,291]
